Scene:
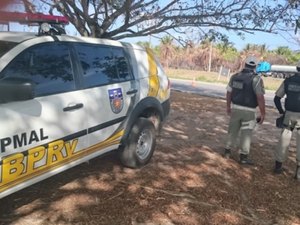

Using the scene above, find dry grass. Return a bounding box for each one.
[165,68,283,91]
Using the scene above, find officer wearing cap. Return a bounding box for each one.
[224,56,266,165]
[273,61,300,180]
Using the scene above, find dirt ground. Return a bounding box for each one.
[0,90,299,225]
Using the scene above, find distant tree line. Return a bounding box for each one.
[137,37,300,73]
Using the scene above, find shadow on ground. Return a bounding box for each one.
[0,90,299,225]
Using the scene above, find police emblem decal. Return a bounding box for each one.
[108,88,124,114]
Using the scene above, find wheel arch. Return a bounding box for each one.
[121,97,164,146]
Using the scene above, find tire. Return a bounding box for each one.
[119,118,156,168]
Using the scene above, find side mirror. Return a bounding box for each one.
[0,77,34,103]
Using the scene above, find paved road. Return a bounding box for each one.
[170,78,277,108]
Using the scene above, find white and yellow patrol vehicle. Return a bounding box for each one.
[0,28,170,198]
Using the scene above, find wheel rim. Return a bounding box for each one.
[136,128,153,160]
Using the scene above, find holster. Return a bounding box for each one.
[276,115,284,128]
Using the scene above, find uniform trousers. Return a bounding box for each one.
[225,108,256,155]
[275,110,300,167]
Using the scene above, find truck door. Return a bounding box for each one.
[73,43,135,150]
[0,41,88,196]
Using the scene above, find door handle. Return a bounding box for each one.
[63,103,84,112]
[126,89,138,95]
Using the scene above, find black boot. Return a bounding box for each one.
[274,161,283,174]
[294,165,300,180]
[239,154,254,165]
[223,148,231,159]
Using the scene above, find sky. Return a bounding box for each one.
[227,31,300,51]
[3,21,299,52]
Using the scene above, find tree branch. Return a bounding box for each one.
[27,0,300,40]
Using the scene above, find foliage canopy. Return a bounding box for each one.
[7,0,299,43]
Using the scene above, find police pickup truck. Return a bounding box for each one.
[0,31,170,198]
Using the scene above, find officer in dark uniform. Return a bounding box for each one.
[274,61,300,180]
[224,56,266,165]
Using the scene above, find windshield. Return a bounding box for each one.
[0,41,18,58]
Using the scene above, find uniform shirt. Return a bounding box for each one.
[276,73,300,98]
[227,74,265,95]
[275,81,285,99]
[226,73,265,112]
[276,73,300,115]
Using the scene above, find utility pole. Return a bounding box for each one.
[208,41,212,72]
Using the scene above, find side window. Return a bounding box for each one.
[2,42,75,96]
[0,41,18,58]
[112,47,132,81]
[75,44,118,88]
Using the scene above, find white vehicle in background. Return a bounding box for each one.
[0,13,170,199]
[257,61,296,79]
[270,65,297,79]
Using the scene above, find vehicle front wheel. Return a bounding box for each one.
[119,118,156,168]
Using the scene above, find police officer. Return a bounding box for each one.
[273,61,300,180]
[224,56,266,165]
